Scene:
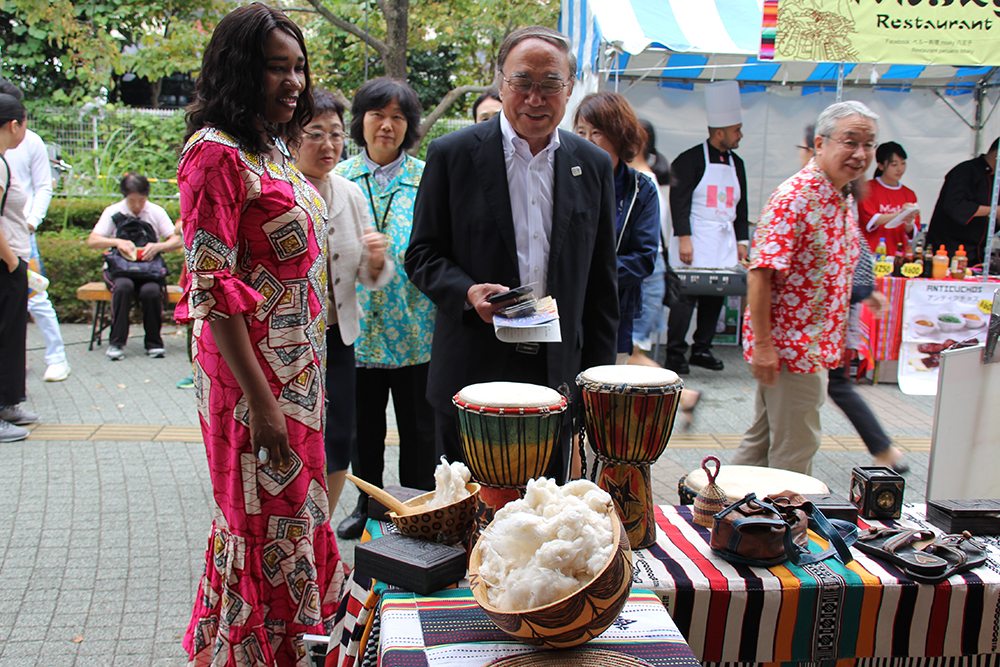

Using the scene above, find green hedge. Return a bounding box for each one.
[36,227,185,323]
[42,197,181,232]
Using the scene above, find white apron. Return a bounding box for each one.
[670,141,740,268]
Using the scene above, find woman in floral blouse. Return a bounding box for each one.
[333,78,436,540]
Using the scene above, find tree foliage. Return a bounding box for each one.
[0,0,226,102]
[1,0,560,129]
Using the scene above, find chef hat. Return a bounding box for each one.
[705,80,742,128]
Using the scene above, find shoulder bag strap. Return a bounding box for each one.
[788,502,857,565]
[0,153,9,216]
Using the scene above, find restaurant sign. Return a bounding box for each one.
[762,0,1000,65]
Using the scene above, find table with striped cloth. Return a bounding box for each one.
[634,504,1000,665]
[377,588,701,667]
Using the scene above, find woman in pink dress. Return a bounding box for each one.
[175,5,348,665]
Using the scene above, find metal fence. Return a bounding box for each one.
[28,106,183,160]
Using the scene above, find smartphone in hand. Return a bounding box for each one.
[487,285,533,304]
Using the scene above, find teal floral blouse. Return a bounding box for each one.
[334,152,435,367]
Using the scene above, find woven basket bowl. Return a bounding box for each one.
[389,482,481,545]
[468,506,633,649]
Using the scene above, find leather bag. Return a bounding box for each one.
[709,491,858,567]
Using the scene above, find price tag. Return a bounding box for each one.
[900,262,923,278]
[980,298,993,315]
[873,261,894,278]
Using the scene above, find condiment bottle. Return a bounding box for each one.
[892,242,905,277]
[875,237,887,258]
[923,247,934,277]
[950,245,967,280]
[932,245,950,279]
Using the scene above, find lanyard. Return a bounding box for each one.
[363,174,396,233]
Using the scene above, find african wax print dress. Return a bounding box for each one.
[176,128,349,667]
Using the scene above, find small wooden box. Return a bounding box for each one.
[355,534,466,595]
[802,493,858,525]
[850,466,904,520]
[926,499,1000,535]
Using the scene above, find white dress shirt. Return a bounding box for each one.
[499,110,559,295]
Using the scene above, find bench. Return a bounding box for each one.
[76,282,184,351]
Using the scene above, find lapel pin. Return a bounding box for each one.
[571,166,582,177]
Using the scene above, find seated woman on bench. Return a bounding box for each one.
[86,172,181,360]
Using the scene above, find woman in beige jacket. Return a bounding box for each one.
[297,89,394,512]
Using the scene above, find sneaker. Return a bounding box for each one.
[147,348,166,358]
[0,420,28,442]
[43,361,71,382]
[0,405,40,425]
[176,376,195,389]
[106,346,125,361]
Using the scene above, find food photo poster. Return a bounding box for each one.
[898,280,994,395]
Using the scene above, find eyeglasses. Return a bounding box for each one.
[304,130,345,144]
[500,73,570,97]
[824,135,876,153]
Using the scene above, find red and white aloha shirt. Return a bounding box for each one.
[743,159,860,373]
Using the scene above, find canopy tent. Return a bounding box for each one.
[559,0,1000,249]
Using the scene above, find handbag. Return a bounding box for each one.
[104,249,169,282]
[709,491,858,567]
[104,212,169,282]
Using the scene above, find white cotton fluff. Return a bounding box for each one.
[425,457,472,509]
[476,477,615,611]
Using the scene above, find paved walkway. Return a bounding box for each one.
[2,323,937,666]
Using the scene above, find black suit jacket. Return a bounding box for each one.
[406,114,619,413]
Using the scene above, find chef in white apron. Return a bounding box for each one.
[666,80,750,374]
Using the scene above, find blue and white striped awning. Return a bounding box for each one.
[560,0,1000,92]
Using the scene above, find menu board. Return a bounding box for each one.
[898,280,995,395]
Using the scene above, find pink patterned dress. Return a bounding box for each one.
[176,128,349,667]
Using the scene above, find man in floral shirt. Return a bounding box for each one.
[732,101,876,474]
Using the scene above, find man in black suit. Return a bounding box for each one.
[406,26,619,482]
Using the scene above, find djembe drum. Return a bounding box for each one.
[577,365,683,549]
[453,382,568,533]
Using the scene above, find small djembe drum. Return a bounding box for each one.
[453,382,568,534]
[577,365,683,549]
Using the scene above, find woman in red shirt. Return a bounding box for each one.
[858,141,920,253]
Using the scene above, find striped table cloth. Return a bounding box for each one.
[634,505,1000,664]
[377,588,701,667]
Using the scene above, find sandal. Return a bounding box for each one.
[855,527,949,577]
[907,531,987,584]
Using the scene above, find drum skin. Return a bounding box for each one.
[678,465,831,505]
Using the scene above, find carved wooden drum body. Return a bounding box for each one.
[453,382,567,532]
[577,365,683,549]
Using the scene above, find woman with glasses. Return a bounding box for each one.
[857,141,919,254]
[175,6,349,664]
[332,77,436,540]
[295,89,394,514]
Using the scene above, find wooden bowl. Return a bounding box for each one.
[468,506,633,649]
[388,482,480,545]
